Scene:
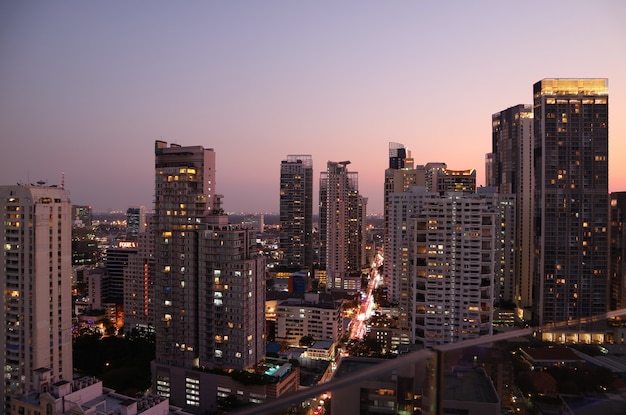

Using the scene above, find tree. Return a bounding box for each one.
[299,335,314,347]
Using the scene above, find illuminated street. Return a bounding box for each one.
[349,253,383,340]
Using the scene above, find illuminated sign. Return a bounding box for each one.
[118,241,137,249]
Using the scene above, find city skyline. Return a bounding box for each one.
[2,1,625,214]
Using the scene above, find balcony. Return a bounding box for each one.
[229,309,626,415]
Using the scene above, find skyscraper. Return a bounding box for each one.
[383,143,455,302]
[489,104,534,314]
[0,185,73,401]
[151,141,265,412]
[533,79,609,325]
[279,155,313,271]
[383,143,422,302]
[409,189,498,348]
[320,161,367,290]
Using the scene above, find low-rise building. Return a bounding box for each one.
[275,293,342,346]
[519,346,585,369]
[331,357,417,415]
[10,370,170,415]
[437,367,501,415]
[303,341,335,361]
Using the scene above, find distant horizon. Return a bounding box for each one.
[88,209,386,218]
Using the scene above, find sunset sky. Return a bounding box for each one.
[1,1,625,214]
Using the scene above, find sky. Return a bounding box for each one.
[1,1,625,214]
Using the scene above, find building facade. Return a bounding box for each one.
[0,185,73,403]
[610,192,626,311]
[104,241,138,304]
[532,79,609,325]
[383,143,421,302]
[410,191,497,348]
[9,373,171,415]
[319,161,367,290]
[279,155,313,271]
[489,104,534,314]
[275,293,342,346]
[151,141,265,413]
[72,204,92,227]
[383,144,449,303]
[126,205,146,240]
[435,168,477,195]
[123,228,156,330]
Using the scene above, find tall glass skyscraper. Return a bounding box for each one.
[279,155,313,271]
[533,79,609,325]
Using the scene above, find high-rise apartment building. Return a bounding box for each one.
[533,79,609,325]
[123,226,156,330]
[151,141,265,412]
[489,104,534,313]
[279,155,313,271]
[410,190,498,348]
[320,161,367,290]
[389,186,431,345]
[384,143,421,301]
[1,185,73,402]
[383,143,449,302]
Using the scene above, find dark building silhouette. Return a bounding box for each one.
[279,155,313,271]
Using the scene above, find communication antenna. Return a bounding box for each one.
[61,172,65,189]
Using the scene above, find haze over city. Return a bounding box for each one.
[1,1,625,214]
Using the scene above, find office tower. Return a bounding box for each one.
[489,104,534,313]
[533,79,609,325]
[0,185,73,401]
[151,141,265,412]
[320,161,367,290]
[411,190,497,348]
[279,155,313,270]
[610,192,626,311]
[126,206,146,240]
[72,204,92,227]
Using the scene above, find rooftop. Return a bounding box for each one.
[443,366,499,404]
[521,346,585,364]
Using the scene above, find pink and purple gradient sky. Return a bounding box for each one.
[1,1,625,214]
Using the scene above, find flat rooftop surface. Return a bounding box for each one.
[443,367,499,403]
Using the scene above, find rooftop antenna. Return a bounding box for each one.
[61,172,65,189]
